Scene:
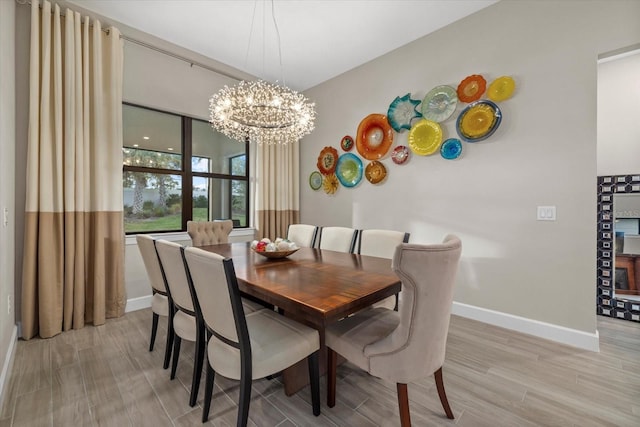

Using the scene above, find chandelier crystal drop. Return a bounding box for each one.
[209,80,316,145]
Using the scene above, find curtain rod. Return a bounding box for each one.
[15,0,242,82]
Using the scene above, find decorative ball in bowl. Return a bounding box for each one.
[251,238,299,259]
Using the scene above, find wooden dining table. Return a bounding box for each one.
[199,242,402,395]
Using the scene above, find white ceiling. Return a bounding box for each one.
[68,0,498,91]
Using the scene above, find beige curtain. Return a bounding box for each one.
[22,0,126,339]
[255,142,300,240]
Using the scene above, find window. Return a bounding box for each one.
[123,103,249,234]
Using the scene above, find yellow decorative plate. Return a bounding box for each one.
[408,119,443,156]
[456,100,502,142]
[487,76,515,102]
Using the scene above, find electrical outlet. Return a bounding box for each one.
[3,207,7,227]
[7,294,11,315]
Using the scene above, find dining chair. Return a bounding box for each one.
[182,246,321,425]
[154,239,204,407]
[326,235,462,427]
[287,223,319,248]
[136,235,173,369]
[318,226,358,253]
[357,229,410,310]
[187,220,233,247]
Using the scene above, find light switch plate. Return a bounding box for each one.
[537,206,556,221]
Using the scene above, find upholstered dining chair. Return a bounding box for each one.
[154,239,203,407]
[357,229,410,310]
[318,226,358,253]
[287,223,319,248]
[326,235,462,427]
[136,235,173,369]
[187,220,233,247]
[182,246,321,425]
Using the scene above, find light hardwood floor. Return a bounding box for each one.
[0,310,638,426]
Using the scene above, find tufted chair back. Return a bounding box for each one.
[187,220,233,247]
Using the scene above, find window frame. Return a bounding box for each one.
[122,102,250,234]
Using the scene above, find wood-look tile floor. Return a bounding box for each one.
[0,310,638,426]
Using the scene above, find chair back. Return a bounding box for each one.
[136,235,166,293]
[318,226,358,253]
[183,247,246,347]
[287,224,319,248]
[155,240,194,312]
[187,220,233,246]
[358,229,410,259]
[366,235,462,383]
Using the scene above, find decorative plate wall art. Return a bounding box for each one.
[408,119,443,156]
[421,85,458,123]
[487,76,516,102]
[457,74,486,103]
[335,153,364,188]
[356,114,394,160]
[456,100,502,142]
[365,161,387,184]
[309,171,323,190]
[317,146,339,175]
[440,138,463,160]
[340,135,354,151]
[387,93,422,132]
[323,174,339,194]
[391,145,410,165]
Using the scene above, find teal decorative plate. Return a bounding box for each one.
[440,138,462,160]
[387,93,422,132]
[335,153,363,188]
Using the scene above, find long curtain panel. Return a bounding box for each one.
[255,142,300,240]
[22,0,126,339]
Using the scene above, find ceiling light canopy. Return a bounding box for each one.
[209,79,315,145]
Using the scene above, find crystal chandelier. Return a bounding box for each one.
[209,79,315,145]
[209,1,316,145]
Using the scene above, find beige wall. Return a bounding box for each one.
[0,0,16,404]
[302,0,640,334]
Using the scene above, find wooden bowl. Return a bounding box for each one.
[252,248,299,259]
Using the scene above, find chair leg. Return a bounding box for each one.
[202,363,215,423]
[327,347,337,408]
[149,312,159,351]
[170,336,182,380]
[189,324,205,407]
[237,372,252,427]
[307,350,320,416]
[397,383,411,427]
[162,314,174,369]
[434,367,454,419]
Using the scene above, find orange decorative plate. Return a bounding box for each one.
[487,76,515,102]
[457,74,486,103]
[317,146,339,175]
[340,135,354,151]
[356,114,394,160]
[456,100,502,142]
[365,161,387,184]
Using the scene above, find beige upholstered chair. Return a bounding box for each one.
[187,220,233,247]
[326,235,462,426]
[287,224,319,248]
[136,235,173,369]
[318,226,358,253]
[154,239,203,407]
[357,229,410,310]
[183,246,321,425]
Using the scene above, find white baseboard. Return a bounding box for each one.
[452,302,600,352]
[126,295,152,313]
[0,325,18,410]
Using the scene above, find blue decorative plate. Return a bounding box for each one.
[440,138,462,160]
[335,153,363,188]
[387,94,422,132]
